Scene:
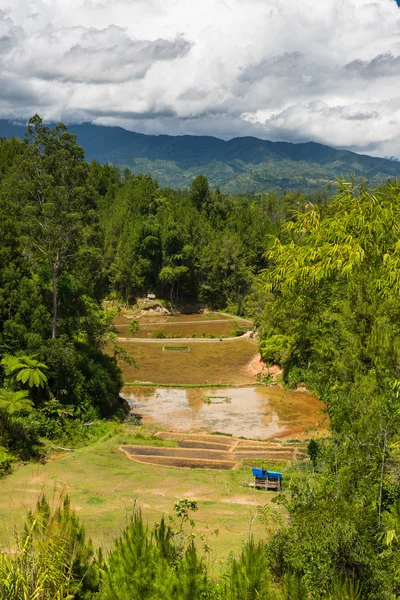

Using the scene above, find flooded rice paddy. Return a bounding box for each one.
[122,386,325,440]
[116,309,326,443]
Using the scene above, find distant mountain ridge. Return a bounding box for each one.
[1,119,399,193]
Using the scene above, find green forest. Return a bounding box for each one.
[1,117,400,599]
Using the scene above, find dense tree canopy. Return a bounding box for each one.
[0,118,123,464]
[257,179,400,598]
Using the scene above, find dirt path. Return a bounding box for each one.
[117,332,253,343]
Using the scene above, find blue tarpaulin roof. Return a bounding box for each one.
[252,468,283,481]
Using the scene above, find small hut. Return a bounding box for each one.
[252,467,283,491]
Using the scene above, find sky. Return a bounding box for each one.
[1,0,400,157]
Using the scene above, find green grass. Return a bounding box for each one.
[203,396,231,405]
[163,346,191,352]
[113,432,178,448]
[0,427,281,562]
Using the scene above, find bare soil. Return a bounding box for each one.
[120,451,238,470]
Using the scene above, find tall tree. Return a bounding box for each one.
[16,115,93,338]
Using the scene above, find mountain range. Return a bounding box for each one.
[1,119,399,194]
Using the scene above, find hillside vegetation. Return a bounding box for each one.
[1,119,400,193]
[1,117,400,598]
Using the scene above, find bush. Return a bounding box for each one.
[0,445,12,475]
[152,331,166,339]
[259,334,292,366]
[98,511,212,600]
[0,495,100,600]
[41,337,123,418]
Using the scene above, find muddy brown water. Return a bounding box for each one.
[158,433,236,446]
[177,440,232,450]
[122,386,325,440]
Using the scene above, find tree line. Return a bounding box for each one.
[0,116,304,466]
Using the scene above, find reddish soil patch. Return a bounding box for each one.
[45,452,70,463]
[246,354,266,376]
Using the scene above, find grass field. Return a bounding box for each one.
[116,337,258,384]
[0,428,286,565]
[0,307,320,567]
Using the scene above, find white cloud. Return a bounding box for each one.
[0,0,400,156]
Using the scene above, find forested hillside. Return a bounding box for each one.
[1,118,400,598]
[0,116,299,467]
[1,118,400,193]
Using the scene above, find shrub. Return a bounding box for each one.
[0,445,12,476]
[0,495,99,599]
[153,331,166,339]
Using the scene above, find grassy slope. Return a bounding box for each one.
[118,337,258,384]
[0,428,278,564]
[0,314,306,563]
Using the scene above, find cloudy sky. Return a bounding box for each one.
[1,0,400,157]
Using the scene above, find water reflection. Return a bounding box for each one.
[122,386,324,440]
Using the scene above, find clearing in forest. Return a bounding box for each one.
[116,337,259,385]
[0,429,292,562]
[112,309,258,385]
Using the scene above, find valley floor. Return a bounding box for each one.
[0,308,326,563]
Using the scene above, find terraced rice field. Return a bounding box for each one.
[110,309,261,385]
[115,311,251,339]
[120,432,307,470]
[117,337,259,385]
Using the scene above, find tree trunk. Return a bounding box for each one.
[51,252,60,339]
